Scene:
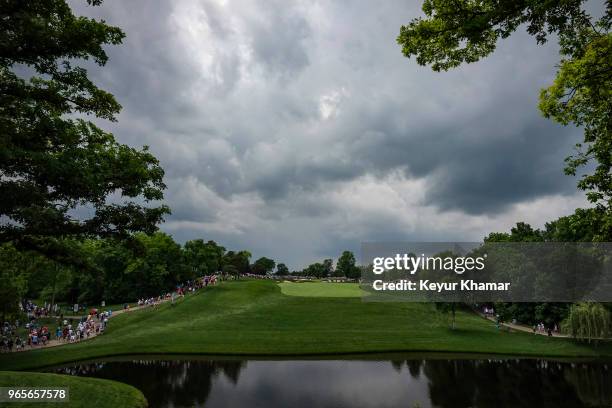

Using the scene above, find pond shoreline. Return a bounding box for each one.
[24,350,611,372]
[47,357,612,408]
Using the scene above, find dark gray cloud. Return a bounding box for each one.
[68,0,589,268]
[248,2,311,77]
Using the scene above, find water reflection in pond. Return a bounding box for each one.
[54,358,611,408]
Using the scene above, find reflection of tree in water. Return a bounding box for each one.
[391,360,404,372]
[392,359,610,408]
[406,360,423,378]
[56,358,611,407]
[390,360,423,379]
[56,360,246,408]
[563,363,612,408]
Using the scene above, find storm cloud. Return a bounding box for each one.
[69,0,588,268]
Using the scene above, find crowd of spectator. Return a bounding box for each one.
[1,275,219,353]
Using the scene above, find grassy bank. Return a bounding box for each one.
[0,371,146,408]
[1,279,612,371]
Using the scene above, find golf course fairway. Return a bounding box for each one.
[278,281,367,297]
[2,279,612,372]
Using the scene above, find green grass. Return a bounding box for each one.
[0,371,146,408]
[1,279,612,371]
[279,281,367,297]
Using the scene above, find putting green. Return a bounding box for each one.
[278,281,368,297]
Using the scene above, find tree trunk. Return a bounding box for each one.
[50,264,59,315]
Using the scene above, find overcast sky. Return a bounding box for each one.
[71,0,589,269]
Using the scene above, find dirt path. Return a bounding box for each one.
[482,314,568,338]
[7,298,175,353]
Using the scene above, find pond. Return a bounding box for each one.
[53,356,611,407]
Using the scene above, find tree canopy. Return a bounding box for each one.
[183,239,225,276]
[564,302,611,342]
[0,0,169,259]
[276,263,289,275]
[223,250,252,278]
[398,0,611,209]
[335,251,361,279]
[251,257,276,275]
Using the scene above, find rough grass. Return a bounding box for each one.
[278,281,367,297]
[0,371,147,408]
[1,279,612,371]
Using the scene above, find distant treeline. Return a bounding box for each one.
[0,233,362,319]
[2,207,611,335]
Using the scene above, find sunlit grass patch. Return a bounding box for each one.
[279,281,368,298]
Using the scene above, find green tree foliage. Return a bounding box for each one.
[183,239,225,276]
[484,222,544,242]
[223,250,251,277]
[484,222,564,326]
[303,262,326,278]
[66,233,191,303]
[83,238,133,302]
[484,215,612,327]
[0,0,169,259]
[398,0,612,208]
[486,209,612,243]
[276,263,289,275]
[495,302,571,327]
[125,233,191,295]
[322,258,334,277]
[335,251,361,279]
[563,302,611,342]
[183,240,209,276]
[545,207,612,242]
[540,25,612,207]
[0,244,29,321]
[5,229,283,307]
[251,257,276,275]
[204,240,225,273]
